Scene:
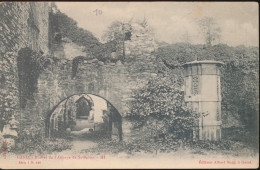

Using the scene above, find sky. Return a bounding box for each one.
[56,2,258,47]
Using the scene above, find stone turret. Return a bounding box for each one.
[183,60,224,141]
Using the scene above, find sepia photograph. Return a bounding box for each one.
[0,1,259,169]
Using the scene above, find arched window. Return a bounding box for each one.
[75,96,92,119]
[17,48,39,108]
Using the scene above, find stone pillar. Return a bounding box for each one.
[183,60,223,141]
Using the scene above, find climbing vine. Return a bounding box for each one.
[71,56,85,78]
[17,47,52,108]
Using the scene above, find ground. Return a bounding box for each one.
[1,131,258,169]
[52,131,258,159]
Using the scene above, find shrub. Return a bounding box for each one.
[127,74,199,142]
[15,122,72,154]
[16,131,72,154]
[43,138,72,153]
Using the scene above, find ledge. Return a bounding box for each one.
[183,60,224,67]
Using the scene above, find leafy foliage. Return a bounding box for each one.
[127,71,199,141]
[221,56,259,131]
[83,132,257,156]
[16,121,72,154]
[102,21,125,43]
[83,137,179,155]
[17,47,52,108]
[71,56,85,78]
[50,11,127,63]
[49,10,102,56]
[156,43,259,136]
[124,42,258,152]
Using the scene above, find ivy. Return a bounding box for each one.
[71,56,85,78]
[156,43,259,134]
[17,47,52,108]
[127,72,199,141]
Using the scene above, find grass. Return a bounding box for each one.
[81,128,258,159]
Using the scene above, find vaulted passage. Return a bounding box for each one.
[46,93,122,141]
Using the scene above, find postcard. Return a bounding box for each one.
[0,1,259,169]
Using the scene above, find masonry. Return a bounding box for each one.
[0,2,158,142]
[0,2,50,133]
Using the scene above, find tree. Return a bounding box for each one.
[102,21,125,42]
[155,42,259,146]
[102,21,124,61]
[198,17,221,46]
[102,20,133,62]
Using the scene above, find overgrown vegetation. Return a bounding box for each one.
[83,134,257,157]
[49,9,102,55]
[50,10,258,153]
[156,43,259,133]
[126,74,199,142]
[156,43,258,147]
[17,48,52,108]
[71,56,85,78]
[9,5,258,155]
[50,9,122,63]
[15,120,72,154]
[105,42,259,155]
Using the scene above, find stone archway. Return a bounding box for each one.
[45,93,122,141]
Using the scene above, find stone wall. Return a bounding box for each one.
[33,21,159,117]
[0,2,49,54]
[0,2,50,133]
[52,37,87,60]
[0,2,159,140]
[35,56,157,117]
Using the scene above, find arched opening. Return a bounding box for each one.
[17,48,51,108]
[46,93,122,141]
[75,96,93,119]
[17,48,40,108]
